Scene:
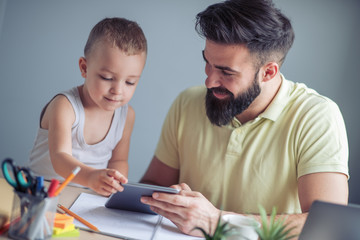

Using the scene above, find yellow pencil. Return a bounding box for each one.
[53,166,81,197]
[57,204,99,232]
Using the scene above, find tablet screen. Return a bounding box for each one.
[105,182,180,214]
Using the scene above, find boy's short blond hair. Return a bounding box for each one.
[84,17,147,57]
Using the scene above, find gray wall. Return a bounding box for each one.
[1,1,359,204]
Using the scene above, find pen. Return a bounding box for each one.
[47,179,59,197]
[53,166,81,197]
[35,176,43,195]
[57,204,99,232]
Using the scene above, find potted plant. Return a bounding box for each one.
[195,205,298,240]
[255,205,298,240]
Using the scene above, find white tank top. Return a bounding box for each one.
[28,87,128,180]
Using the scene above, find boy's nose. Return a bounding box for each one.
[110,82,123,95]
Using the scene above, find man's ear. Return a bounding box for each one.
[262,62,279,82]
[79,57,87,78]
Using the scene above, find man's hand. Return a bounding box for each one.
[141,183,221,237]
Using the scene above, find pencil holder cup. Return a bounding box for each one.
[9,191,58,240]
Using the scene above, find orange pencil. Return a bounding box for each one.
[57,204,99,232]
[53,166,81,197]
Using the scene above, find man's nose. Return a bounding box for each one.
[205,71,222,89]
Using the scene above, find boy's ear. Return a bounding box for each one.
[79,57,87,78]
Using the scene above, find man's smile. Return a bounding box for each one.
[210,87,232,100]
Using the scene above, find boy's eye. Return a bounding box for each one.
[100,75,112,81]
[126,81,135,86]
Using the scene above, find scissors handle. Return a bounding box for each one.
[2,158,18,189]
[1,158,35,193]
[17,168,34,189]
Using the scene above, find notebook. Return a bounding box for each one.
[299,200,360,240]
[69,192,203,240]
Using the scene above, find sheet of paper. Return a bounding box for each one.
[69,192,203,240]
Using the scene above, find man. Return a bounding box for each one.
[140,0,349,237]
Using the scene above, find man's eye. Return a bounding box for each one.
[222,71,233,76]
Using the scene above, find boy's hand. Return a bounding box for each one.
[88,169,128,196]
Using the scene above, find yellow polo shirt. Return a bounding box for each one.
[155,76,349,214]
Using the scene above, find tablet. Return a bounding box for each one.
[105,182,180,215]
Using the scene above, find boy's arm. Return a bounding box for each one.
[45,95,78,176]
[107,105,135,177]
[45,95,124,195]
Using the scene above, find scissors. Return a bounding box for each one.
[1,158,36,194]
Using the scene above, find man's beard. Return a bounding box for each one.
[205,72,261,126]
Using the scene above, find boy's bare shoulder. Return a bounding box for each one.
[41,94,75,129]
[47,94,74,114]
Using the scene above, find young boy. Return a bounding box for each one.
[28,17,147,196]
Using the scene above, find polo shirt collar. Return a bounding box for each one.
[258,73,292,121]
[228,74,292,128]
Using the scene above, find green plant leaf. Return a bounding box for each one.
[258,205,269,235]
[269,206,277,230]
[255,205,299,240]
[194,227,211,239]
[193,211,239,240]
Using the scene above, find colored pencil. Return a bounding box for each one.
[57,204,99,232]
[53,167,80,197]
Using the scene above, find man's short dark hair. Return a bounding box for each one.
[195,0,294,68]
